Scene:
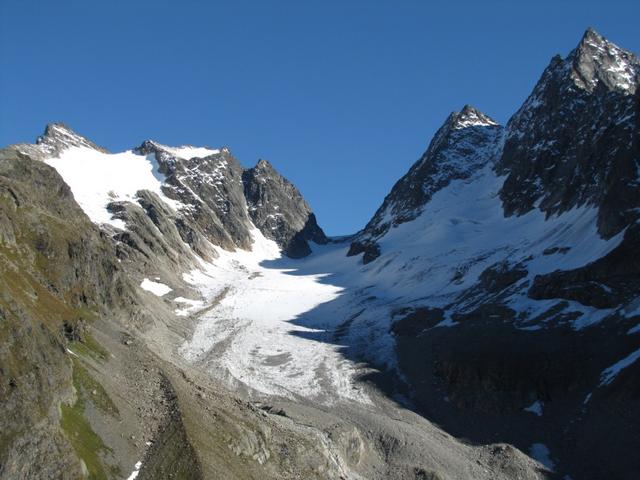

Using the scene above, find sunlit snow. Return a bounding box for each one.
[180,229,370,404]
[140,278,172,297]
[45,146,182,228]
[126,461,142,480]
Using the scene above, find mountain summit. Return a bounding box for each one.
[499,28,639,238]
[570,27,639,93]
[348,105,502,262]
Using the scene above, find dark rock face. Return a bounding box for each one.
[243,160,327,258]
[137,141,255,251]
[346,240,381,264]
[479,262,528,294]
[497,28,640,238]
[390,308,444,336]
[348,105,502,262]
[137,141,326,257]
[393,313,640,480]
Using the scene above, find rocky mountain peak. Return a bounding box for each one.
[498,29,639,238]
[569,27,639,94]
[254,158,275,172]
[348,106,502,263]
[243,160,328,258]
[136,139,222,161]
[450,105,499,130]
[40,123,106,152]
[14,123,106,159]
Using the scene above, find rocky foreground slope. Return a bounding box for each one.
[1,27,638,480]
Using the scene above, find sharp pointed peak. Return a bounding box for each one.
[36,123,106,153]
[573,27,617,58]
[41,123,92,143]
[580,26,604,45]
[568,27,639,93]
[251,159,279,175]
[449,105,499,130]
[43,122,75,136]
[256,159,273,169]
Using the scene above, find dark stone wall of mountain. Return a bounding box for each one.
[136,141,255,252]
[137,141,326,258]
[243,160,327,258]
[497,28,640,239]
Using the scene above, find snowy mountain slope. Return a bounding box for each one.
[339,28,640,480]
[44,145,183,230]
[348,105,502,263]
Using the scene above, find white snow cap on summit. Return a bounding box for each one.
[451,105,498,129]
[148,141,220,159]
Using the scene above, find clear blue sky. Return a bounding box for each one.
[1,1,638,235]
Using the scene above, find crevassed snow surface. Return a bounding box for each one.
[140,278,172,297]
[45,146,182,228]
[180,166,624,405]
[180,228,371,404]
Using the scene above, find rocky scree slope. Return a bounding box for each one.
[344,28,640,480]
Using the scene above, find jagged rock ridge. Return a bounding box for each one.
[243,159,327,258]
[16,126,327,259]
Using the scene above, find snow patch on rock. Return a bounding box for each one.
[140,278,172,297]
[600,348,640,386]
